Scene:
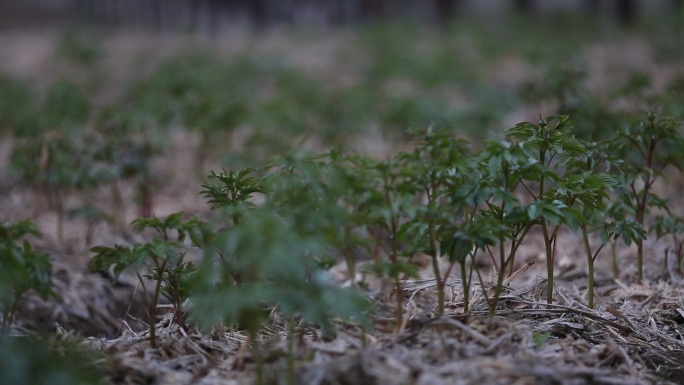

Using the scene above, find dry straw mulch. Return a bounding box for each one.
[36,270,681,385]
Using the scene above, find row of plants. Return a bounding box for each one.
[84,112,684,347]
[2,21,683,255]
[79,112,682,383]
[3,112,683,383]
[4,110,683,329]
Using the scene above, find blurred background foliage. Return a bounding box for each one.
[1,2,683,382]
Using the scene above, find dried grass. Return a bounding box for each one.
[25,267,680,385]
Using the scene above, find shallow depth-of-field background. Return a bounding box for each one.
[1,2,684,384]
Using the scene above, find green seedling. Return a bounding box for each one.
[609,112,684,281]
[506,115,586,304]
[196,208,370,385]
[93,109,161,223]
[0,220,54,334]
[653,215,684,277]
[605,199,636,279]
[589,219,646,306]
[356,156,419,330]
[201,168,266,218]
[9,81,92,244]
[201,166,269,293]
[11,131,78,243]
[89,212,211,347]
[532,331,551,348]
[147,252,197,332]
[196,162,371,385]
[0,74,35,136]
[577,180,646,310]
[396,126,471,315]
[440,213,506,314]
[455,138,535,314]
[67,205,112,247]
[318,149,374,289]
[0,335,103,385]
[561,141,644,308]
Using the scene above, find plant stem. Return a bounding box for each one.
[611,240,619,279]
[460,260,469,313]
[251,328,263,385]
[149,259,168,348]
[345,252,356,289]
[55,191,65,247]
[1,295,22,335]
[383,171,403,331]
[538,147,555,304]
[635,180,646,281]
[428,218,444,315]
[636,239,644,281]
[390,219,403,331]
[542,220,554,304]
[581,223,595,308]
[474,263,492,309]
[489,238,507,317]
[286,317,296,385]
[635,134,656,282]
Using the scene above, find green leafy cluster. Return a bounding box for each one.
[0,221,54,333]
[8,87,161,245]
[86,112,681,350]
[0,336,103,385]
[182,112,680,340]
[89,212,212,347]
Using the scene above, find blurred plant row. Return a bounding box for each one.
[2,25,683,249]
[4,111,684,384]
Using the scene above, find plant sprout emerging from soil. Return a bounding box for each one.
[652,214,684,277]
[505,115,586,304]
[559,140,646,308]
[201,167,266,220]
[397,126,471,316]
[10,127,89,245]
[359,156,420,331]
[461,138,536,314]
[609,112,684,282]
[195,160,371,385]
[89,212,211,348]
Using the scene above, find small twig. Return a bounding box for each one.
[485,245,498,271]
[604,306,638,331]
[608,337,637,376]
[431,317,493,346]
[519,180,538,200]
[503,259,535,286]
[474,264,492,310]
[117,279,141,336]
[83,298,123,332]
[498,301,634,334]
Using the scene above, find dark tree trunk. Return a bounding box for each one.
[675,0,684,10]
[616,0,637,26]
[674,0,684,32]
[249,0,267,27]
[583,0,601,13]
[434,0,458,24]
[151,0,162,31]
[363,0,386,21]
[514,0,534,14]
